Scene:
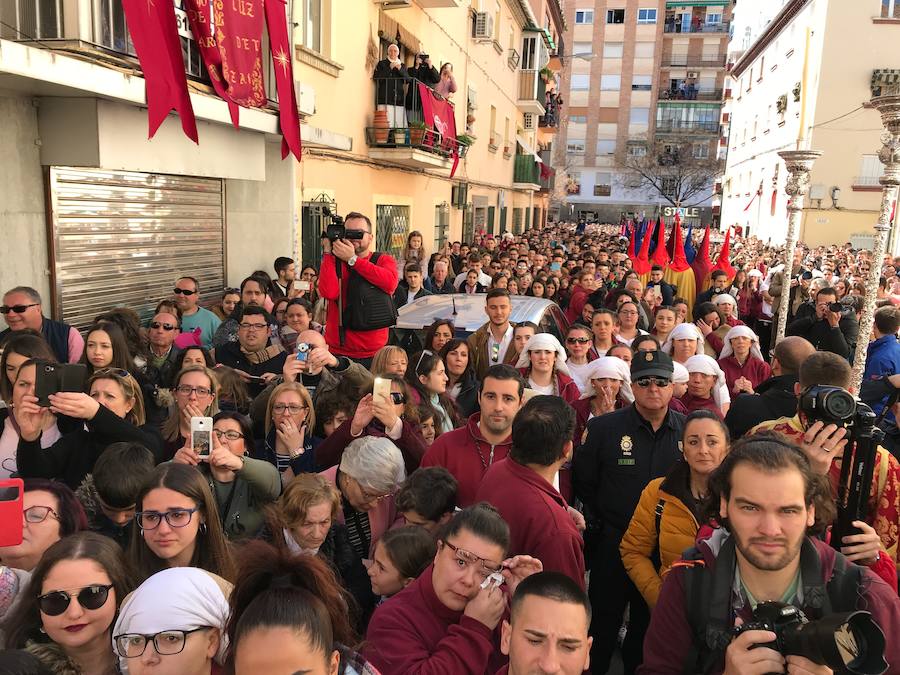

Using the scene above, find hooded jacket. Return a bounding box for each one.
[420,413,512,507]
[723,373,799,439]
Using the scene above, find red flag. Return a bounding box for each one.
[627,223,636,259]
[651,216,670,267]
[691,224,714,290]
[121,0,197,142]
[219,0,266,107]
[183,0,241,127]
[713,226,736,282]
[419,83,459,177]
[632,219,654,276]
[265,0,303,161]
[669,215,691,272]
[539,163,555,181]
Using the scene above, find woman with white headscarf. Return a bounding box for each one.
[112,566,231,675]
[515,333,581,404]
[572,357,633,446]
[717,325,772,395]
[663,323,705,365]
[680,354,730,418]
[712,294,745,327]
[669,361,690,415]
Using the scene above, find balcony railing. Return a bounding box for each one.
[513,154,540,185]
[663,19,730,34]
[517,69,547,110]
[0,0,63,39]
[659,88,724,101]
[660,54,727,68]
[655,120,720,133]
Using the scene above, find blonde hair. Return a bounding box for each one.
[163,365,220,442]
[264,382,315,436]
[371,345,408,377]
[88,370,146,427]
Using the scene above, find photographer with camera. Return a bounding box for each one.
[318,211,399,369]
[640,434,900,675]
[787,287,859,360]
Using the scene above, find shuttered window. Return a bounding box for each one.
[48,167,225,329]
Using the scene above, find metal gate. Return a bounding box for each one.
[47,167,225,329]
[301,194,337,268]
[375,205,410,258]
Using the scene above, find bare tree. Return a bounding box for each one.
[619,137,724,208]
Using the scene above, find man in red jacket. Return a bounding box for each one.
[475,395,585,589]
[421,364,524,507]
[318,211,398,366]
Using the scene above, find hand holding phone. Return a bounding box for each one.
[34,361,87,407]
[373,376,392,403]
[190,416,213,458]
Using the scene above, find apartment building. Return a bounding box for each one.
[556,0,731,224]
[719,0,900,246]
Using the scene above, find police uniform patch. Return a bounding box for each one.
[645,352,653,361]
[621,435,633,456]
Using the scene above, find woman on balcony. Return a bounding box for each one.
[373,43,408,130]
[435,63,457,100]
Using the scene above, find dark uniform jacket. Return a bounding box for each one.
[724,373,799,439]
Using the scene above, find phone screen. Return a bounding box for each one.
[373,376,392,403]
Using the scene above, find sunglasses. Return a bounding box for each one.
[567,337,591,344]
[634,376,671,388]
[38,584,113,616]
[94,367,130,379]
[0,303,38,314]
[415,349,434,373]
[389,392,406,404]
[150,322,177,331]
[172,288,197,296]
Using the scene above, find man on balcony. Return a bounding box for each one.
[373,43,408,130]
[406,52,440,125]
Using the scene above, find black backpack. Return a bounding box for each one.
[343,253,398,332]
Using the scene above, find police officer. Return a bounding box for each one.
[573,350,685,674]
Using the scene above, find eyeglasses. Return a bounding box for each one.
[223,287,240,295]
[115,628,209,658]
[272,403,309,415]
[24,505,60,524]
[175,385,213,397]
[172,288,197,296]
[94,367,130,379]
[567,337,591,344]
[38,584,113,616]
[214,429,244,440]
[634,376,671,388]
[0,303,38,314]
[150,322,177,331]
[136,507,200,530]
[239,322,268,331]
[443,540,503,577]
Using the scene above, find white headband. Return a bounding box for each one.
[718,325,764,362]
[664,322,705,354]
[581,356,634,402]
[684,354,730,408]
[514,332,570,376]
[672,361,690,384]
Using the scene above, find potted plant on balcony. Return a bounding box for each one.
[409,120,427,146]
[456,133,474,146]
[393,127,407,145]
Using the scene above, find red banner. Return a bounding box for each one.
[419,83,459,177]
[219,0,265,107]
[121,0,197,142]
[264,0,302,161]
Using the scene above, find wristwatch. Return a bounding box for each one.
[347,255,358,267]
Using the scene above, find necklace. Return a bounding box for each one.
[472,438,495,470]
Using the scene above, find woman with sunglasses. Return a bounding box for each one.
[2,532,133,675]
[258,382,318,484]
[172,411,280,540]
[405,350,460,435]
[363,503,541,674]
[514,333,580,404]
[0,478,87,573]
[162,365,220,461]
[112,566,230,675]
[563,324,594,396]
[15,367,163,489]
[440,339,479,419]
[129,463,236,583]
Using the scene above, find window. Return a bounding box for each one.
[573,41,592,56]
[628,144,647,157]
[857,155,885,185]
[596,139,616,155]
[600,75,621,90]
[570,74,590,90]
[489,105,498,147]
[661,178,678,197]
[606,9,625,24]
[706,12,722,25]
[637,8,657,24]
[303,0,322,51]
[567,141,586,154]
[595,172,612,196]
[630,107,649,124]
[567,172,582,194]
[693,143,710,159]
[575,10,594,24]
[569,115,587,124]
[634,41,655,58]
[632,75,652,91]
[883,0,900,17]
[603,42,624,58]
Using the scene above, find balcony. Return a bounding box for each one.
[660,54,728,68]
[368,77,468,170]
[655,120,720,134]
[517,69,547,116]
[663,19,730,34]
[513,154,541,190]
[659,88,724,101]
[539,96,561,130]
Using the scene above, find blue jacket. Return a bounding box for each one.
[864,333,900,416]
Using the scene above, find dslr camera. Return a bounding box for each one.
[732,601,887,675]
[798,385,862,428]
[322,209,365,243]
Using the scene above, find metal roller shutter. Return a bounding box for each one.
[48,167,226,330]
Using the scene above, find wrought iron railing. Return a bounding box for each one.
[663,19,730,34]
[655,119,720,133]
[659,88,724,101]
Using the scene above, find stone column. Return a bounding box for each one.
[775,149,822,345]
[850,93,900,392]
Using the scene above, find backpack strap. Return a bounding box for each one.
[650,498,665,569]
[825,550,865,613]
[369,252,382,266]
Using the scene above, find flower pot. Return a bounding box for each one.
[393,129,407,145]
[410,127,426,145]
[373,110,389,144]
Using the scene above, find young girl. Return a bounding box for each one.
[414,405,437,446]
[366,526,436,600]
[514,333,580,404]
[405,351,460,434]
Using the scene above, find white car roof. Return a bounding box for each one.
[395,294,558,332]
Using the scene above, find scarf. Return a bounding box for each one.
[240,343,284,364]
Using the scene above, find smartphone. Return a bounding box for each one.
[190,416,213,458]
[296,343,310,362]
[34,361,88,407]
[550,262,562,272]
[373,376,392,403]
[296,280,311,291]
[0,478,24,547]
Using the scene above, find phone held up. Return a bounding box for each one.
[373,376,392,404]
[191,416,213,458]
[34,361,88,407]
[296,343,310,362]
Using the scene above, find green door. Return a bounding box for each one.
[499,207,507,234]
[487,206,495,235]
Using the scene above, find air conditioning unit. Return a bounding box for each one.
[523,113,535,130]
[687,71,699,79]
[295,82,316,117]
[474,12,494,40]
[381,0,411,8]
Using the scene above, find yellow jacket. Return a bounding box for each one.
[620,461,700,608]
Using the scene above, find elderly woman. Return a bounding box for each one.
[514,333,580,404]
[712,294,745,328]
[572,357,633,447]
[680,354,730,418]
[663,322,705,365]
[322,435,406,560]
[717,325,772,395]
[112,567,231,675]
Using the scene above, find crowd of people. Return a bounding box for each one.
[1,214,900,675]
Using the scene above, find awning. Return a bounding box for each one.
[516,134,542,163]
[378,12,421,55]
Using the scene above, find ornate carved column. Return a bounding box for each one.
[850,90,900,392]
[775,149,821,344]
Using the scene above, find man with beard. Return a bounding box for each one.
[421,364,524,507]
[640,435,900,674]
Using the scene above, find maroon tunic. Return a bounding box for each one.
[678,392,723,419]
[717,355,772,394]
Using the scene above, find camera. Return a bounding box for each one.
[419,53,429,61]
[829,301,844,313]
[732,601,887,675]
[322,209,365,243]
[798,385,859,427]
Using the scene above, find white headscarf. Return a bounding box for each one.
[663,322,705,355]
[672,361,690,384]
[684,354,730,409]
[713,293,738,319]
[718,325,764,362]
[515,332,570,376]
[581,356,633,402]
[113,567,232,671]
